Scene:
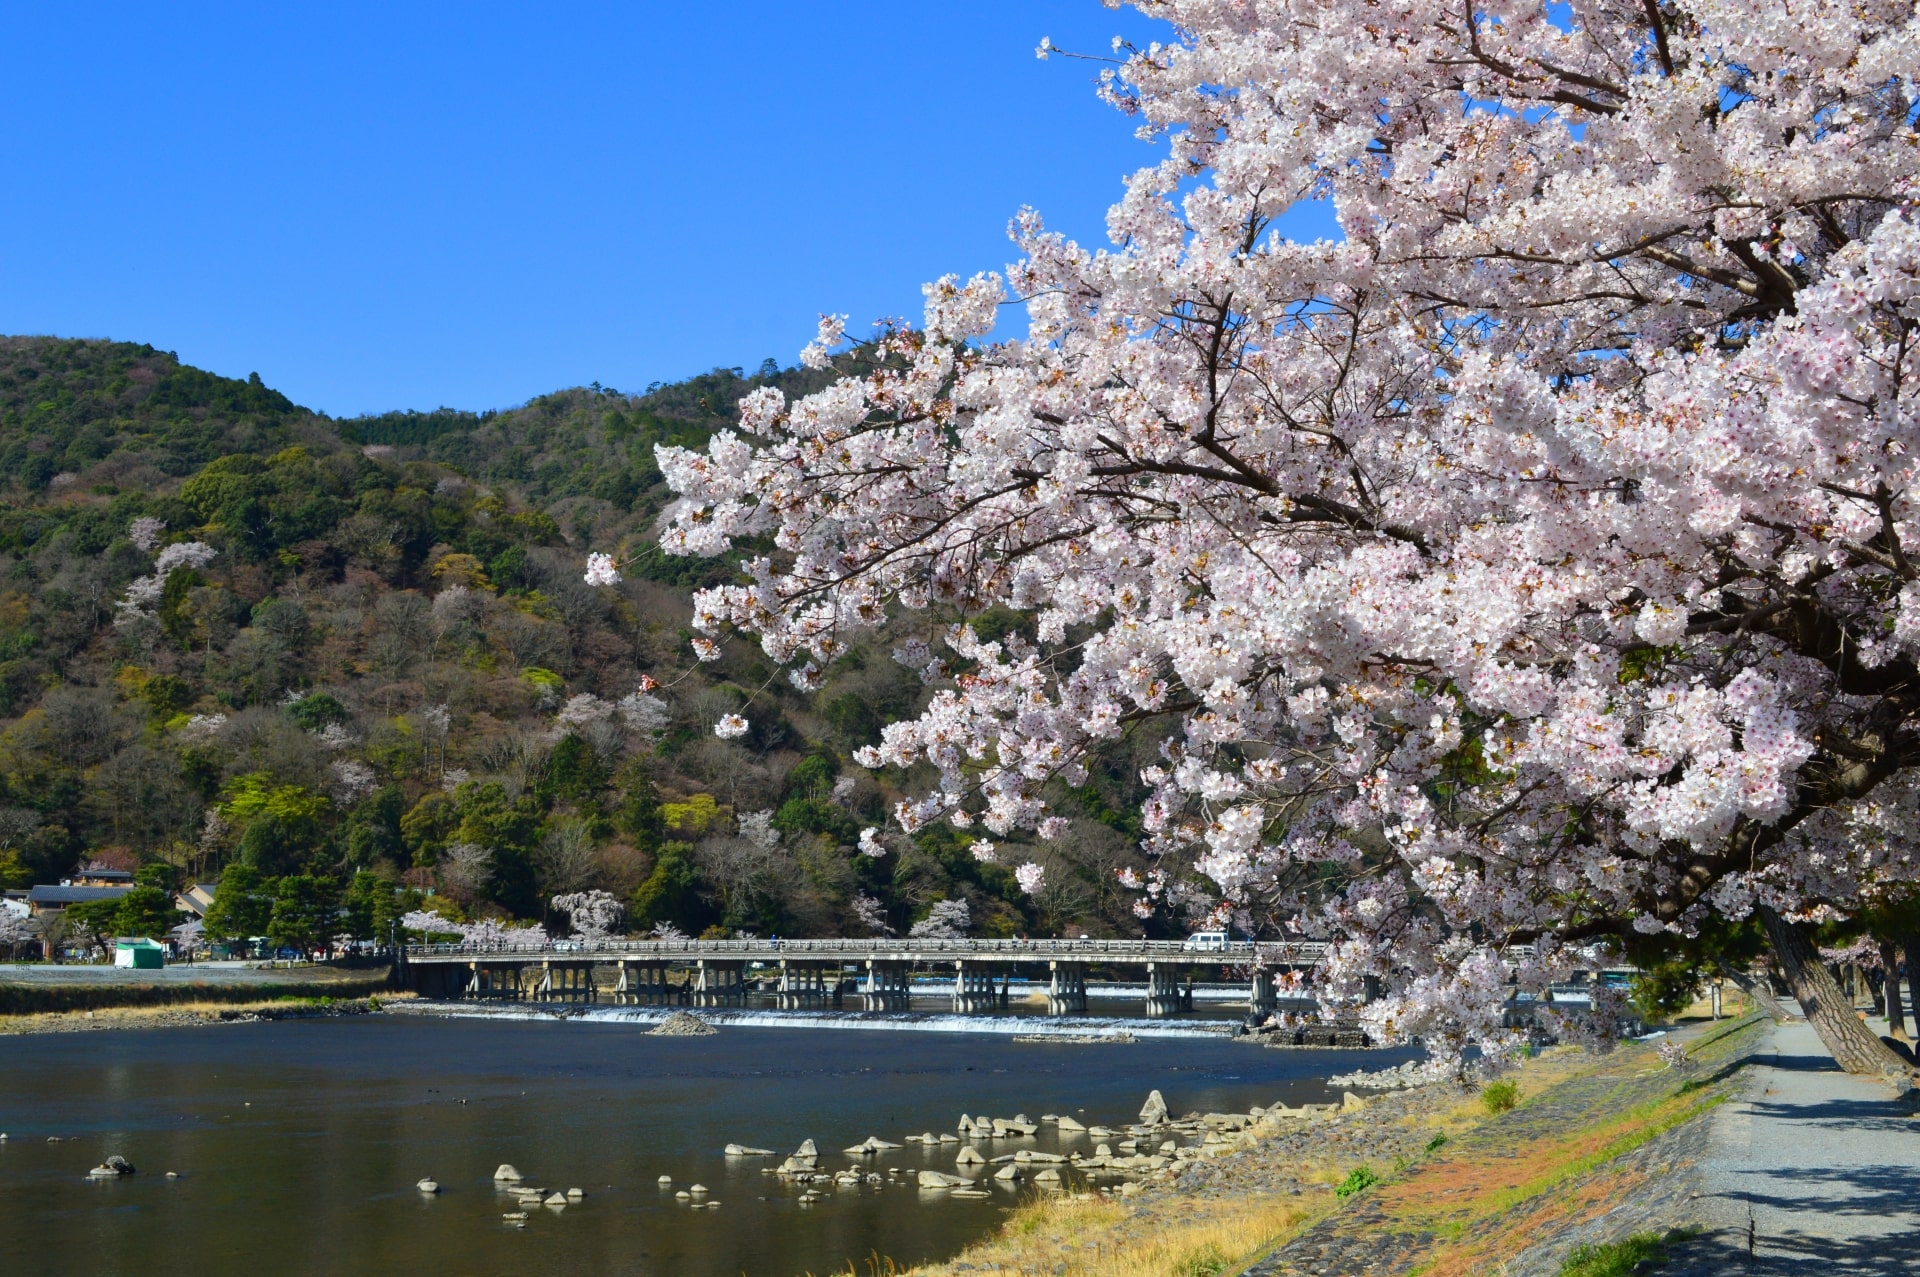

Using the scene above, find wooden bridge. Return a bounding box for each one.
[398,936,1331,1017]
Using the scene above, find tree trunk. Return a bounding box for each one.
[1880,941,1910,1043]
[1905,936,1920,1042]
[1758,905,1915,1080]
[1721,962,1790,1023]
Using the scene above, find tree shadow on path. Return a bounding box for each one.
[1663,1223,1920,1275]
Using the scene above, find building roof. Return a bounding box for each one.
[69,869,134,883]
[28,884,134,906]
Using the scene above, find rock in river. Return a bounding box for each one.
[1139,1089,1169,1125]
[650,1011,718,1037]
[918,1170,972,1189]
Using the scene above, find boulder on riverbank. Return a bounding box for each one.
[650,1011,717,1036]
[1328,1059,1432,1090]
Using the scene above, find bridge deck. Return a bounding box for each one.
[403,937,1321,965]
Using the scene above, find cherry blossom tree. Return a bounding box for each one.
[852,892,895,936]
[909,898,973,940]
[610,2,1920,1076]
[0,907,37,959]
[551,889,625,943]
[399,910,550,948]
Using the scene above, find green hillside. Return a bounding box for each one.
[0,337,1155,946]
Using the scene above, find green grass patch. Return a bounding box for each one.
[1559,1228,1697,1276]
[1474,1093,1726,1221]
[1335,1165,1380,1199]
[1480,1080,1519,1114]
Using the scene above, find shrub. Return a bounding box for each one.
[1334,1165,1379,1199]
[1559,1231,1675,1277]
[1424,1132,1448,1153]
[1480,1079,1520,1114]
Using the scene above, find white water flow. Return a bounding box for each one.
[392,1000,1241,1039]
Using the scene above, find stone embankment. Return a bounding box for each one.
[915,1015,1777,1277]
[1326,1059,1433,1091]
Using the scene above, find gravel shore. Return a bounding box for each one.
[919,1015,1776,1277]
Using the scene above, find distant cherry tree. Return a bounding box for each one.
[908,898,972,940]
[551,889,624,943]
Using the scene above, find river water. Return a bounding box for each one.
[0,1011,1411,1276]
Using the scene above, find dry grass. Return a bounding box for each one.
[905,1190,1312,1277]
[1384,1017,1763,1277]
[899,1020,1764,1277]
[0,991,412,1035]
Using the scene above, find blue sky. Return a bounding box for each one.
[0,4,1334,418]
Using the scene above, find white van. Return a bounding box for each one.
[1183,930,1230,952]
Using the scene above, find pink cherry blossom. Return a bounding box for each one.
[583,552,621,587]
[637,0,1920,1066]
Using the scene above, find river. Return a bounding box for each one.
[0,1012,1411,1276]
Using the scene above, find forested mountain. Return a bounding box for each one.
[0,336,1154,943]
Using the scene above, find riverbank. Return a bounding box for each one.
[903,1014,1774,1277]
[0,991,414,1036]
[0,961,401,1023]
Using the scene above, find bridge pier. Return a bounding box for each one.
[466,961,527,1000]
[614,960,678,1005]
[777,959,829,1009]
[690,959,746,1007]
[952,961,1001,1013]
[860,960,911,1011]
[1046,961,1088,1015]
[1145,962,1190,1017]
[532,960,597,1002]
[1249,966,1277,1019]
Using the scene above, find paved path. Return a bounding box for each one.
[1670,1017,1920,1275]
